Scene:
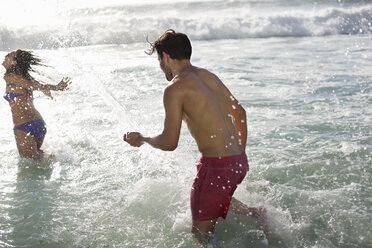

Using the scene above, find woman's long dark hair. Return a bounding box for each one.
[5,50,45,80]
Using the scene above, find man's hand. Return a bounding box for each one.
[123,132,144,147]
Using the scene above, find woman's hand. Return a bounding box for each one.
[41,87,53,100]
[56,77,72,91]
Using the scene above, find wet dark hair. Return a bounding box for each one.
[5,50,45,80]
[147,29,192,60]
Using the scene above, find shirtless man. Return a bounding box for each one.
[123,30,267,246]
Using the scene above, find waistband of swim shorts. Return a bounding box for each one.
[198,152,248,168]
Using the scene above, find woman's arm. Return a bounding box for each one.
[4,74,71,99]
[4,74,40,90]
[4,74,71,92]
[30,77,71,91]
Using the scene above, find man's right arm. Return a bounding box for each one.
[124,84,183,151]
[143,85,183,151]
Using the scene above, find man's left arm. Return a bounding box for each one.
[223,85,247,149]
[230,101,247,149]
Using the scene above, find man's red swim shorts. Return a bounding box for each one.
[190,152,249,221]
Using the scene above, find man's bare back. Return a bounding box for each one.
[167,66,244,157]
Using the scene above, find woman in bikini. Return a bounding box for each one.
[2,50,71,159]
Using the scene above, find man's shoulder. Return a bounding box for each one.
[175,67,211,82]
[169,73,191,87]
[193,66,213,75]
[165,80,183,95]
[164,76,192,101]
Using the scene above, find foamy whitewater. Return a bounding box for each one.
[0,0,371,247]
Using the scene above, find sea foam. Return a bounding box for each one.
[0,2,371,50]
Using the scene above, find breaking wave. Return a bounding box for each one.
[0,2,371,50]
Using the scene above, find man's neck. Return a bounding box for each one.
[171,60,192,78]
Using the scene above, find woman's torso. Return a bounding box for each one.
[4,80,42,127]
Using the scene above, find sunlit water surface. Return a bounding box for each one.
[0,0,371,247]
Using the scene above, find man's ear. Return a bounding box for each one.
[162,51,170,62]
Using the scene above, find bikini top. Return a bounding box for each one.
[3,92,33,102]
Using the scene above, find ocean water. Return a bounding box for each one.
[0,0,371,247]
